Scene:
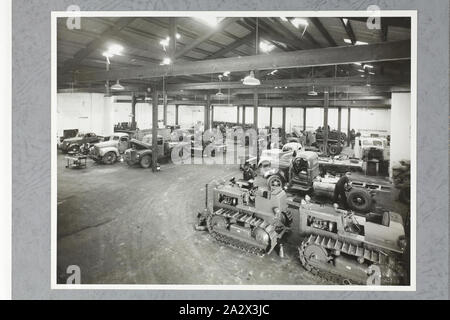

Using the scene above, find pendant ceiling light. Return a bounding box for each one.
[216,88,224,96]
[111,80,124,91]
[242,18,261,86]
[243,71,261,86]
[308,85,318,96]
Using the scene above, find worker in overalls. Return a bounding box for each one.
[333,172,352,208]
[242,161,256,181]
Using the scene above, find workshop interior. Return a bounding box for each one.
[56,15,412,286]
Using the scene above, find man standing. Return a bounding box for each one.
[350,129,356,149]
[333,172,352,208]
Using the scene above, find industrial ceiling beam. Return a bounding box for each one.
[207,32,255,59]
[170,99,391,108]
[269,18,319,49]
[146,17,249,57]
[61,17,136,72]
[237,19,296,51]
[174,18,239,59]
[75,40,410,82]
[310,18,337,47]
[166,75,408,90]
[340,18,357,44]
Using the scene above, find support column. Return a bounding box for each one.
[204,95,211,130]
[163,89,168,126]
[253,90,258,129]
[323,90,329,155]
[151,89,159,172]
[337,107,342,134]
[242,106,246,125]
[211,105,214,127]
[175,105,179,125]
[282,106,286,133]
[236,106,240,125]
[269,107,273,128]
[303,107,307,131]
[347,107,351,146]
[131,93,137,130]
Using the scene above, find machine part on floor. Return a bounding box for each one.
[199,181,292,256]
[65,154,87,169]
[289,199,407,285]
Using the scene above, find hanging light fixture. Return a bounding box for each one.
[308,85,318,96]
[111,80,124,91]
[243,70,261,86]
[242,18,261,86]
[216,88,224,96]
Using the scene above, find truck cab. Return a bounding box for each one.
[124,134,171,168]
[89,132,130,164]
[354,136,390,161]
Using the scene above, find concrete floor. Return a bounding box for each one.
[57,146,409,285]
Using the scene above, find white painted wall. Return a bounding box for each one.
[58,93,392,138]
[57,93,114,137]
[390,92,411,172]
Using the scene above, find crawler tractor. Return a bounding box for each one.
[197,180,292,256]
[196,179,408,285]
[288,199,407,285]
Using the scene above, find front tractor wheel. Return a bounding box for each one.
[102,151,117,165]
[139,155,152,168]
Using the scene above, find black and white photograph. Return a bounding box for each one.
[53,12,416,288]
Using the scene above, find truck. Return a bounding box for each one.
[89,132,133,164]
[124,134,178,168]
[60,132,101,153]
[354,136,390,161]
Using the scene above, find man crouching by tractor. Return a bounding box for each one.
[333,172,352,209]
[242,161,257,181]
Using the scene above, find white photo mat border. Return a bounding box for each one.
[51,10,417,291]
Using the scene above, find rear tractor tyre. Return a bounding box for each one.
[102,151,117,165]
[139,155,152,168]
[347,188,372,213]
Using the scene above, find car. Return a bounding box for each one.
[59,132,101,153]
